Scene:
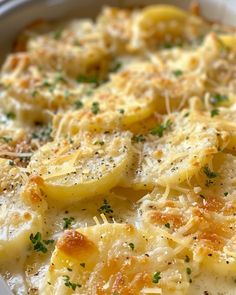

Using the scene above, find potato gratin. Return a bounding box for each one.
[1,4,236,295]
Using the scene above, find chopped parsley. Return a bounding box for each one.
[63,217,75,229]
[74,100,84,109]
[0,136,12,143]
[210,93,228,105]
[77,75,98,85]
[110,61,122,73]
[54,73,66,83]
[91,102,100,114]
[53,29,63,40]
[32,90,38,97]
[94,140,104,145]
[98,199,113,214]
[210,109,219,117]
[80,262,86,268]
[150,120,172,137]
[152,271,161,284]
[8,160,14,166]
[203,166,219,179]
[42,80,51,87]
[224,192,228,196]
[172,69,183,77]
[63,275,81,290]
[85,89,93,96]
[30,232,54,253]
[119,108,125,114]
[128,242,135,251]
[5,112,16,120]
[186,267,192,275]
[132,134,146,143]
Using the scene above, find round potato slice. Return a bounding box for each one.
[26,20,111,79]
[0,53,92,123]
[28,131,132,203]
[120,111,220,190]
[190,103,236,152]
[53,63,159,137]
[0,159,45,264]
[137,5,207,48]
[140,153,236,275]
[41,223,190,295]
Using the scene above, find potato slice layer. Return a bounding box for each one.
[28,131,132,203]
[41,223,190,295]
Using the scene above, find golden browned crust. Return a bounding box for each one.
[57,230,97,258]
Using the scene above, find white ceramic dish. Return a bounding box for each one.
[0,0,236,293]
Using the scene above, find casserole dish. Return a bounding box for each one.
[1,1,236,294]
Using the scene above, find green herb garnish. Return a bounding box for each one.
[110,61,122,73]
[173,69,183,77]
[150,120,172,137]
[152,272,161,284]
[132,134,146,143]
[91,102,100,114]
[94,141,104,145]
[53,29,63,40]
[210,109,219,117]
[63,275,81,291]
[186,267,192,275]
[30,232,53,253]
[63,217,75,229]
[5,112,16,120]
[210,93,228,105]
[74,100,84,109]
[77,75,98,85]
[0,136,12,143]
[98,199,113,214]
[203,166,219,179]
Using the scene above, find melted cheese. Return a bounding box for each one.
[0,3,236,295]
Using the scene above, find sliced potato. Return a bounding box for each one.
[41,223,190,294]
[52,60,205,137]
[189,102,236,151]
[26,20,111,79]
[140,153,236,275]
[137,5,208,48]
[0,159,46,264]
[120,111,220,190]
[0,53,92,123]
[28,131,132,203]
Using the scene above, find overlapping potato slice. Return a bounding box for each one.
[41,223,190,295]
[189,100,236,151]
[97,5,208,53]
[140,152,236,275]
[26,20,111,79]
[120,111,221,190]
[137,5,204,45]
[52,60,206,137]
[0,53,93,122]
[28,131,132,203]
[0,159,46,264]
[53,66,158,136]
